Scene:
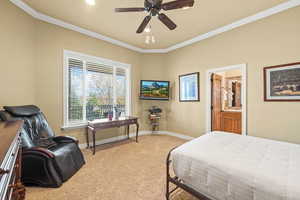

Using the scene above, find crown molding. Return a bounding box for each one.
[10,0,144,53]
[165,0,300,52]
[10,0,300,54]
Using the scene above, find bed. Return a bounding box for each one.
[166,132,300,200]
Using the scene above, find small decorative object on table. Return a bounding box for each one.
[148,106,162,133]
[108,111,113,121]
[114,106,122,120]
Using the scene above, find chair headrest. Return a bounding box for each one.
[0,111,14,121]
[3,105,41,117]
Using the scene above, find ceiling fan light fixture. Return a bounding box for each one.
[85,0,95,6]
[151,36,156,43]
[144,25,151,33]
[145,36,150,44]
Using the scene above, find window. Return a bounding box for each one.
[64,50,131,128]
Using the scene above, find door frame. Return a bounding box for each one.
[206,64,248,135]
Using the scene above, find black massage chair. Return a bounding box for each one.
[0,105,85,188]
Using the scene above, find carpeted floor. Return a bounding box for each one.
[26,135,199,200]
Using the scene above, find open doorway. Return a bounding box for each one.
[206,64,247,135]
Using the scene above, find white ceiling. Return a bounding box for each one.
[11,0,300,53]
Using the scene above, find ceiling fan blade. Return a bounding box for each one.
[146,0,155,4]
[136,15,152,34]
[115,7,145,12]
[146,0,161,5]
[158,13,177,30]
[162,0,194,11]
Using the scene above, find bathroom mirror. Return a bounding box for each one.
[225,76,241,110]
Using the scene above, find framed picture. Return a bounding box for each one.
[264,62,300,101]
[179,72,200,102]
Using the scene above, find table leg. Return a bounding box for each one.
[86,127,90,149]
[136,122,139,143]
[126,125,130,139]
[92,130,96,155]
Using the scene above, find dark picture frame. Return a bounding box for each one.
[179,72,200,102]
[264,62,300,101]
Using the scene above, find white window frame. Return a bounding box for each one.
[62,50,131,129]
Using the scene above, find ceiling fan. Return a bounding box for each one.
[115,0,195,34]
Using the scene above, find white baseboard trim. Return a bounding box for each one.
[78,130,194,149]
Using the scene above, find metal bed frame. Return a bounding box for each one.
[166,147,212,200]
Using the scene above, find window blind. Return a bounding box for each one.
[116,68,126,76]
[86,62,114,121]
[116,67,126,115]
[65,53,129,126]
[86,62,113,74]
[68,58,84,123]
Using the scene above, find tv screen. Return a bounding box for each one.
[140,80,170,100]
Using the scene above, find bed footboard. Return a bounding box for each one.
[166,148,212,200]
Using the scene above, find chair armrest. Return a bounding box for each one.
[53,136,79,144]
[23,147,55,159]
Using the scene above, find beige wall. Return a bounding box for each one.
[139,54,169,131]
[1,0,155,144]
[0,1,36,107]
[35,20,143,143]
[224,69,242,78]
[3,1,300,144]
[165,6,300,144]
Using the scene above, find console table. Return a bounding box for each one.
[0,120,25,200]
[87,117,139,155]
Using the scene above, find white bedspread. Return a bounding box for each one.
[171,132,300,200]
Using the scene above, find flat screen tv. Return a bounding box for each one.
[140,80,170,100]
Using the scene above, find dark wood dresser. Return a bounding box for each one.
[0,121,25,200]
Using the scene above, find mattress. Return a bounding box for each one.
[171,132,300,200]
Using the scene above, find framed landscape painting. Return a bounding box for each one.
[179,72,200,102]
[264,62,300,101]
